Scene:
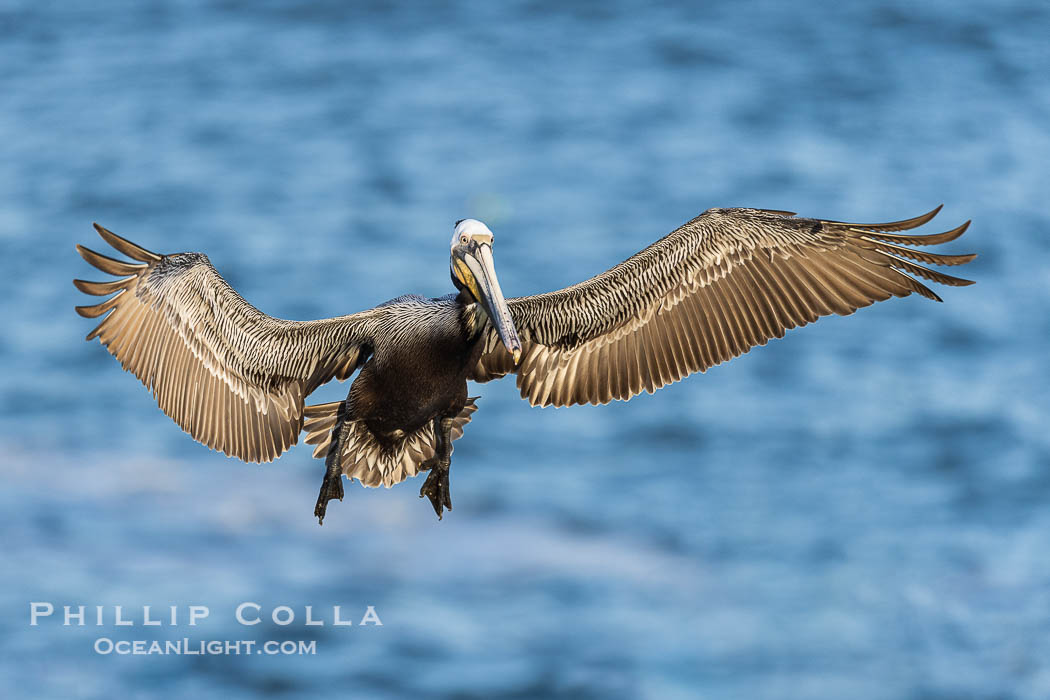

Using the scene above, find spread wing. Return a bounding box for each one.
[75,224,380,462]
[470,206,975,406]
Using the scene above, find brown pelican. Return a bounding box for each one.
[74,206,974,522]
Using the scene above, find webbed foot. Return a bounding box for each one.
[314,468,345,526]
[419,458,452,519]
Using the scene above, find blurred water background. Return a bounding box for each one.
[2,0,1048,697]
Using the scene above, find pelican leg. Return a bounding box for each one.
[314,467,344,526]
[419,415,456,519]
[314,415,347,526]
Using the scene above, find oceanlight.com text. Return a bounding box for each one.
[94,638,317,655]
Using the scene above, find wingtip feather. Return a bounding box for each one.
[830,204,945,233]
[76,244,147,276]
[93,223,162,263]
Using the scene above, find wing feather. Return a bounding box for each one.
[471,206,975,407]
[75,224,378,462]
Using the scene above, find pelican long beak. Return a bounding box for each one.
[454,242,522,364]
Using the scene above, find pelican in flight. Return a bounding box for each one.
[74,206,974,522]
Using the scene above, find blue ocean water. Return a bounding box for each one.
[1,0,1047,697]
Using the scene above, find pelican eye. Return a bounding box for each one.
[460,235,468,244]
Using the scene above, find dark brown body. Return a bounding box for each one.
[345,292,483,446]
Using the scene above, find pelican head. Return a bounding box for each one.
[450,219,521,364]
